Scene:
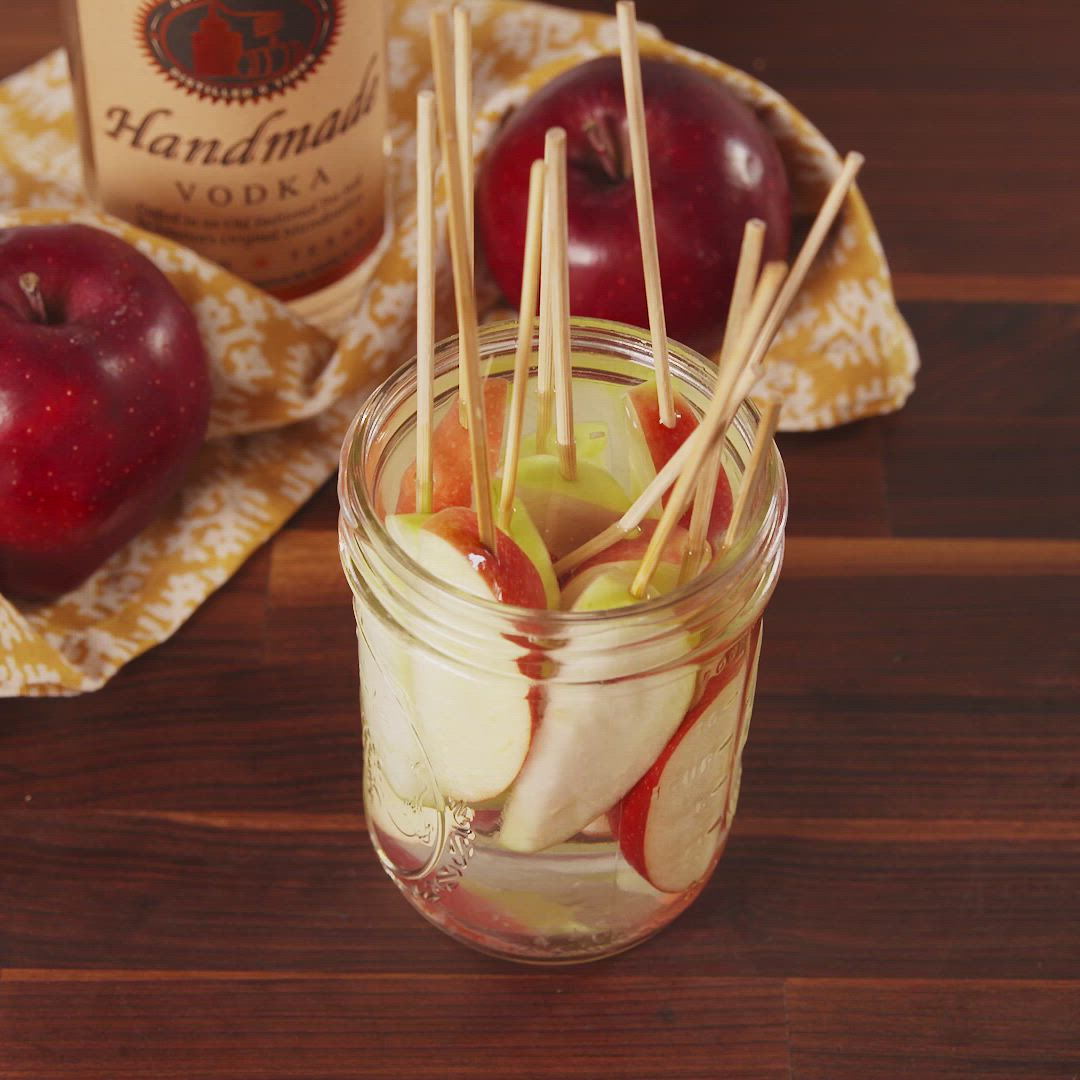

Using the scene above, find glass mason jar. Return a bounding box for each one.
[338,318,787,964]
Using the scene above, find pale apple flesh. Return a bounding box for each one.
[380,507,547,803]
[617,623,760,894]
[512,453,631,561]
[498,562,697,853]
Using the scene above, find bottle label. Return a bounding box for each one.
[72,0,387,298]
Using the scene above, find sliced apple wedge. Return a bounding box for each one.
[498,564,696,853]
[492,489,560,609]
[382,506,547,803]
[520,420,610,470]
[396,379,509,514]
[386,506,547,607]
[355,596,429,807]
[513,453,631,561]
[626,380,733,537]
[558,520,695,609]
[391,496,559,611]
[617,636,751,893]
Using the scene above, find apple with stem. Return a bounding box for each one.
[477,55,790,356]
[383,506,547,803]
[0,223,210,598]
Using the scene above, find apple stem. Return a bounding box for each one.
[583,116,625,184]
[18,272,48,323]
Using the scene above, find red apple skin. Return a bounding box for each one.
[629,382,733,537]
[396,379,508,514]
[0,224,211,599]
[616,637,747,890]
[477,55,790,356]
[422,506,548,610]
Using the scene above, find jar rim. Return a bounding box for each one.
[339,317,787,628]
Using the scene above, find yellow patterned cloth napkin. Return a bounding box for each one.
[0,0,917,696]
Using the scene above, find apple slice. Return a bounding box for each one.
[386,506,547,608]
[356,597,429,807]
[382,506,547,803]
[498,565,697,853]
[520,420,610,470]
[513,453,631,561]
[492,489,560,609]
[558,520,694,609]
[393,493,559,611]
[626,380,733,537]
[396,379,509,514]
[617,635,752,893]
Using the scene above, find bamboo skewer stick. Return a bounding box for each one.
[415,90,438,515]
[557,149,865,584]
[629,262,786,598]
[546,128,577,482]
[535,132,557,456]
[497,159,546,534]
[722,399,782,551]
[674,153,863,566]
[616,0,675,429]
[453,5,474,273]
[741,151,864,377]
[430,7,495,550]
[555,262,784,579]
[679,218,765,581]
[554,353,764,578]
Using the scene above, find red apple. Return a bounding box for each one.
[627,381,733,539]
[0,223,210,599]
[477,55,790,356]
[395,379,508,514]
[617,632,754,893]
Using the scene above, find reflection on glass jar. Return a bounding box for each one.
[339,318,787,964]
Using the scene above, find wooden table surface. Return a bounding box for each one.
[3,2,1079,1077]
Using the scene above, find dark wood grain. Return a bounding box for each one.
[787,980,1080,1079]
[2,812,1079,979]
[4,536,1078,813]
[0,975,791,1080]
[2,2,1080,1077]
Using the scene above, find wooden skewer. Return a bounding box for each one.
[722,399,782,551]
[679,218,765,581]
[557,150,866,584]
[741,151,864,376]
[554,362,750,578]
[535,131,557,456]
[629,262,786,598]
[453,5,474,273]
[546,128,577,481]
[497,159,546,533]
[415,90,437,516]
[616,0,675,429]
[553,414,708,577]
[430,7,495,549]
